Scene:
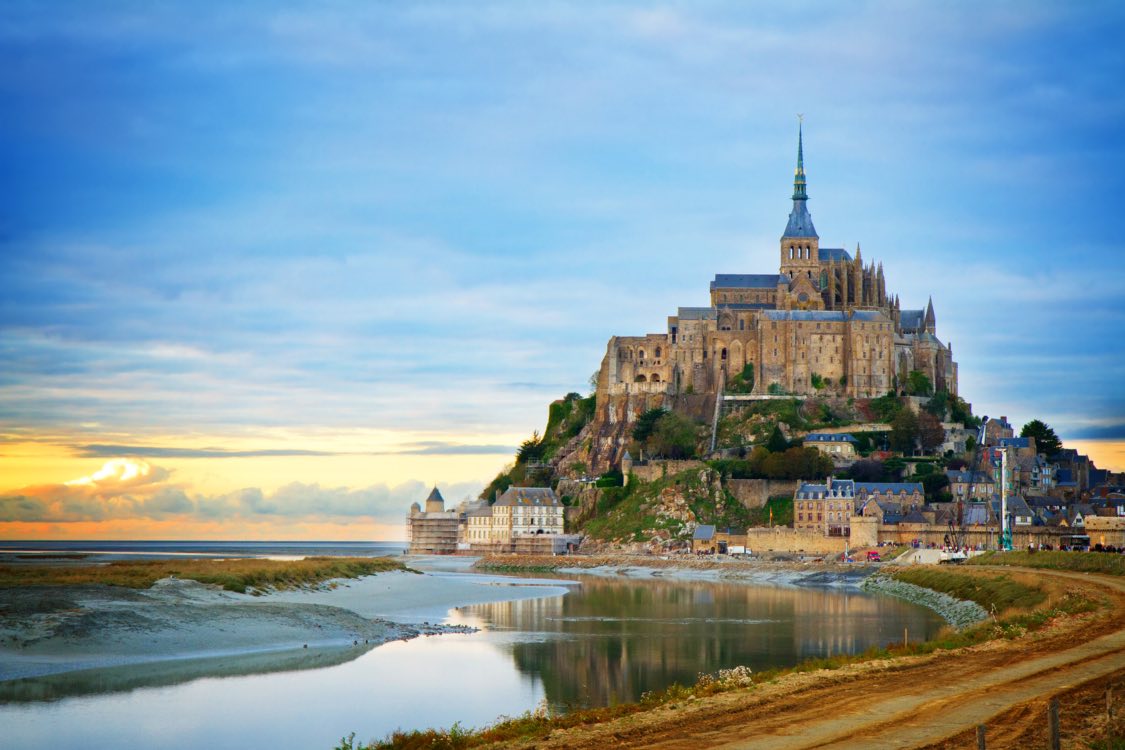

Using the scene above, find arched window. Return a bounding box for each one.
[634,374,647,383]
[638,349,645,360]
[721,348,728,360]
[655,346,662,358]
[651,373,661,383]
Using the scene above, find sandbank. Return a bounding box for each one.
[0,558,573,689]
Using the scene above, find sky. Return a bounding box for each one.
[2,1,1123,540]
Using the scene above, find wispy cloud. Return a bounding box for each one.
[1,458,481,524]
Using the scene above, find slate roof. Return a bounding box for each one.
[854,482,924,494]
[426,486,445,503]
[711,274,784,290]
[693,524,716,541]
[964,505,992,525]
[900,310,924,331]
[495,487,561,507]
[796,480,855,499]
[902,510,928,524]
[721,302,774,311]
[1006,495,1033,517]
[783,199,818,238]
[818,247,852,262]
[804,433,859,443]
[677,307,718,321]
[759,309,888,323]
[945,470,993,484]
[999,437,1030,449]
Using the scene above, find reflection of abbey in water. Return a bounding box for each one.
[463,577,941,710]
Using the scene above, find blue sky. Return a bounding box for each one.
[2,2,1124,537]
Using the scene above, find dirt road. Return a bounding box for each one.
[492,567,1125,750]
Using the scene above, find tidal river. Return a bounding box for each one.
[1,567,945,750]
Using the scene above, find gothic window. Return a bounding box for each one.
[639,349,645,360]
[739,319,744,331]
[721,348,727,360]
[655,346,662,358]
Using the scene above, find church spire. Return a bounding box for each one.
[782,117,818,239]
[793,119,808,201]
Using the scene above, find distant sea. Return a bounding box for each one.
[0,540,407,563]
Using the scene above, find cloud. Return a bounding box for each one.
[76,444,345,459]
[72,442,514,458]
[0,459,483,525]
[394,442,515,456]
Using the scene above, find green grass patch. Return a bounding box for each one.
[967,550,1125,577]
[889,567,1047,612]
[0,556,407,593]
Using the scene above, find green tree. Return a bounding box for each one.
[632,407,667,445]
[906,370,934,396]
[868,392,905,422]
[881,456,906,481]
[924,391,949,419]
[765,424,789,453]
[921,472,950,502]
[889,408,919,453]
[1020,419,1062,456]
[648,412,698,459]
[516,431,545,464]
[918,410,946,453]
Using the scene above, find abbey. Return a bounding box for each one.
[599,127,958,400]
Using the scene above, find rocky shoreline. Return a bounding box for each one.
[861,572,989,628]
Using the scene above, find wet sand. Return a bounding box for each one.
[0,559,573,685]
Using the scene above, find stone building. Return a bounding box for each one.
[463,487,569,550]
[406,486,460,554]
[794,477,856,536]
[803,432,859,460]
[596,125,958,403]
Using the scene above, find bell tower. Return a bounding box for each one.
[780,118,820,283]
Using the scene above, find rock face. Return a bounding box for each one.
[552,368,717,476]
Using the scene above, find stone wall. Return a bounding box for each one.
[726,479,800,509]
[629,459,705,483]
[742,527,851,555]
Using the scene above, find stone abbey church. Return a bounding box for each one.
[599,127,958,400]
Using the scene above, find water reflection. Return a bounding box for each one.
[452,576,944,710]
[0,575,946,749]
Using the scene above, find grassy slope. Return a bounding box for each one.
[583,468,760,543]
[0,556,406,593]
[888,567,1047,612]
[967,550,1125,577]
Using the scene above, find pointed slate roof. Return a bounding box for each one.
[426,486,444,504]
[782,122,819,239]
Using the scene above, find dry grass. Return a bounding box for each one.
[0,556,406,593]
[968,550,1125,577]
